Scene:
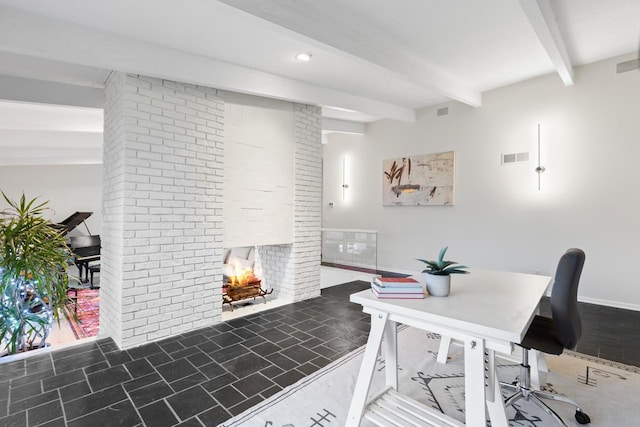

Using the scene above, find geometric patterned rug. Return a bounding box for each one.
[66,288,100,339]
[220,326,640,426]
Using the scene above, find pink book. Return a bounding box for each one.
[373,276,421,288]
[375,277,418,283]
[371,287,424,299]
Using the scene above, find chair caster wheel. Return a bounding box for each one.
[575,410,591,424]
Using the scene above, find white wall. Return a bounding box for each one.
[224,92,294,248]
[0,164,102,236]
[323,53,640,310]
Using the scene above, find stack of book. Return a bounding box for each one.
[371,276,425,299]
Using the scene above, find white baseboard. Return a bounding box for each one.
[320,266,374,289]
[577,296,640,312]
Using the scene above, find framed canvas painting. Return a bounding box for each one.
[382,151,455,206]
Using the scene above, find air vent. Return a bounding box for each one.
[502,152,529,165]
[502,153,516,164]
[617,58,639,74]
[436,107,449,117]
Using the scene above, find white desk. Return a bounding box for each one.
[346,269,551,427]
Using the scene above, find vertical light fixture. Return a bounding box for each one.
[535,123,546,190]
[342,156,349,200]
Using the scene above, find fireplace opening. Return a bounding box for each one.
[223,246,257,284]
[222,246,273,311]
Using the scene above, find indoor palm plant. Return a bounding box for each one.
[0,192,73,356]
[417,246,468,296]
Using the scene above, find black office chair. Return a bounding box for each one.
[501,248,591,425]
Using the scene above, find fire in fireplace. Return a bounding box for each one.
[223,247,256,284]
[227,258,260,287]
[222,247,272,311]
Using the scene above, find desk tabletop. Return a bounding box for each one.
[351,269,551,345]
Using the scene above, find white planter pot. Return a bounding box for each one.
[425,274,451,297]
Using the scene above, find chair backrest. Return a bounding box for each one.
[550,248,586,350]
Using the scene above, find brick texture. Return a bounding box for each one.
[101,71,127,346]
[287,104,323,301]
[247,105,322,302]
[102,73,224,349]
[252,244,288,299]
[103,74,321,349]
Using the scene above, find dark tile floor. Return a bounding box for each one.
[0,281,371,427]
[1,280,639,427]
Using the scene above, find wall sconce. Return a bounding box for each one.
[535,123,546,191]
[342,156,349,200]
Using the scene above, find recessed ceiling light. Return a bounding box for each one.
[295,53,312,62]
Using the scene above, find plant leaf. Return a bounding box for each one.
[417,247,468,275]
[0,192,73,355]
[438,246,448,263]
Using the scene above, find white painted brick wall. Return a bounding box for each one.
[102,73,224,349]
[104,77,321,348]
[100,71,126,346]
[280,104,323,301]
[250,104,321,302]
[249,104,322,302]
[253,244,290,299]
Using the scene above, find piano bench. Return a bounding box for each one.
[89,264,101,289]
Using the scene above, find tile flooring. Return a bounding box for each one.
[0,281,371,427]
[1,280,639,426]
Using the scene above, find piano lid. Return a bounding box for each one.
[55,211,93,235]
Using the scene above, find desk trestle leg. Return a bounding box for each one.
[383,320,398,390]
[485,348,508,427]
[346,311,389,427]
[463,338,487,426]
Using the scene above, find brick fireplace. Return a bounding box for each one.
[101,73,322,350]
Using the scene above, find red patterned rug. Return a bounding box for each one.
[67,288,100,339]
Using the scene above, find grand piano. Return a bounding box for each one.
[54,212,101,287]
[70,235,101,287]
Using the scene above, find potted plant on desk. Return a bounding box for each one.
[0,192,74,356]
[417,246,468,296]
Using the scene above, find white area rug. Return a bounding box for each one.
[220,326,640,426]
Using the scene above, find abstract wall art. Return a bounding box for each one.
[382,151,455,206]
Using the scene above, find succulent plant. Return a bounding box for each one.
[417,246,468,276]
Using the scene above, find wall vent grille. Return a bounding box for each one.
[616,58,639,74]
[437,107,449,117]
[502,152,529,164]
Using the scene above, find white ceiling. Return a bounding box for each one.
[0,101,103,166]
[0,0,638,165]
